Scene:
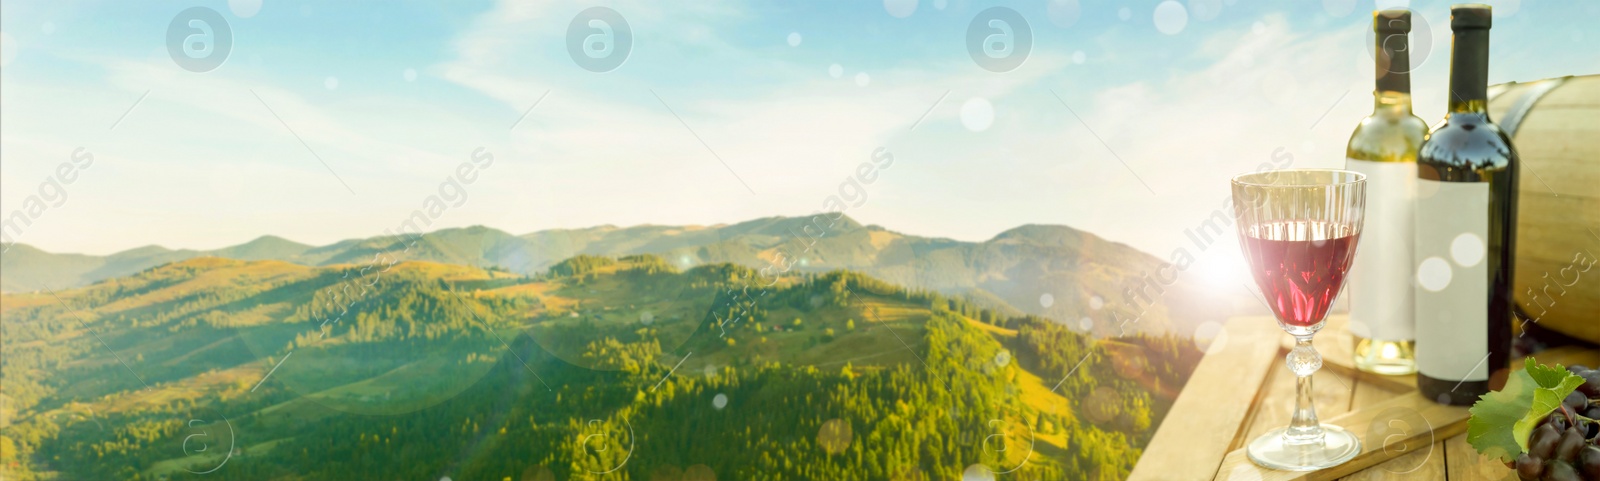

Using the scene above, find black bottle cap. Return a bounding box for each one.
[1451,4,1492,30]
[1374,9,1411,33]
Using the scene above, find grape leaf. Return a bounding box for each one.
[1513,360,1586,449]
[1467,358,1586,462]
[1468,362,1538,462]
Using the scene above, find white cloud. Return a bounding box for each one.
[5,1,1589,258]
[0,52,509,253]
[435,0,1073,237]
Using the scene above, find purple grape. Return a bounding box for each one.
[1568,364,1590,374]
[1516,453,1544,480]
[1580,372,1600,398]
[1586,407,1600,440]
[1566,391,1589,413]
[1557,427,1586,461]
[1532,423,1563,459]
[1579,446,1600,478]
[1547,460,1581,481]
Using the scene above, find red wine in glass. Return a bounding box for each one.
[1241,220,1361,327]
[1232,169,1365,471]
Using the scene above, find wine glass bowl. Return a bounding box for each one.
[1232,169,1366,471]
[1233,170,1367,334]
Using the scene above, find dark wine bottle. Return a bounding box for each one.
[1414,4,1517,406]
[1347,9,1427,376]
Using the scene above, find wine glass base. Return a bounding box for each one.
[1246,425,1361,471]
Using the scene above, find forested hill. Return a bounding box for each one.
[0,254,1200,480]
[1,216,1228,338]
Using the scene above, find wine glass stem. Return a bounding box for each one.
[1285,335,1325,445]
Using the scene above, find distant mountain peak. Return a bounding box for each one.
[113,244,177,257]
[456,225,498,234]
[720,214,865,237]
[989,224,1092,245]
[240,234,309,247]
[428,225,513,236]
[0,242,46,255]
[212,235,313,261]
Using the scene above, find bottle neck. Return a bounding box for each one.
[1448,29,1490,114]
[1372,91,1414,116]
[1374,30,1410,94]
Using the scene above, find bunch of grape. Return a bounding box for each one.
[1514,365,1600,480]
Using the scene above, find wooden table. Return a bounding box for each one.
[1129,315,1600,480]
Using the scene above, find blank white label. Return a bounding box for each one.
[1414,178,1490,382]
[1345,159,1416,342]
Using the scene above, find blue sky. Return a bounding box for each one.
[2,0,1595,287]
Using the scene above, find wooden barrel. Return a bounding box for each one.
[1487,75,1600,344]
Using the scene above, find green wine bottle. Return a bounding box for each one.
[1414,4,1518,406]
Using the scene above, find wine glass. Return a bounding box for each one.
[1232,169,1366,471]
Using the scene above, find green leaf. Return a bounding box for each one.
[1468,366,1535,462]
[1514,360,1586,448]
[1467,358,1586,462]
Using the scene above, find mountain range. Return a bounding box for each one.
[0,215,1227,337]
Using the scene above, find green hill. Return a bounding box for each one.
[0,243,199,292]
[210,235,314,261]
[0,254,1200,481]
[0,217,1228,337]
